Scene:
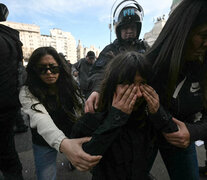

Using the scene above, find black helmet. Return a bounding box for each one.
[0,3,9,22]
[113,0,144,41]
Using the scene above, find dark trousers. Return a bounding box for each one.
[0,113,23,180]
[204,140,207,164]
[160,143,199,180]
[148,140,199,180]
[15,109,25,127]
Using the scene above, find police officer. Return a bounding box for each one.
[85,0,149,113]
[0,3,24,180]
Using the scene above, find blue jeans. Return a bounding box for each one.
[32,144,57,180]
[159,143,199,180]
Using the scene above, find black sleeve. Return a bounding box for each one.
[70,112,104,138]
[83,107,129,155]
[139,39,150,52]
[72,60,81,73]
[0,35,19,110]
[71,107,129,155]
[0,35,10,67]
[87,44,115,93]
[73,62,78,70]
[186,109,207,141]
[148,105,178,133]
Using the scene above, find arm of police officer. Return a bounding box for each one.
[85,46,115,113]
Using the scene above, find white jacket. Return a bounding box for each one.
[19,86,66,152]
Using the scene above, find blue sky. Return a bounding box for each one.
[2,0,172,50]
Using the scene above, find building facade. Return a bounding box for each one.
[144,16,166,47]
[0,21,100,64]
[171,0,183,12]
[48,28,77,64]
[144,0,183,46]
[76,40,100,61]
[0,21,41,61]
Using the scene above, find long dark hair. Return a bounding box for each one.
[146,0,207,106]
[26,46,84,121]
[98,51,151,112]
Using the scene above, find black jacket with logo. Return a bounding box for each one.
[150,61,207,146]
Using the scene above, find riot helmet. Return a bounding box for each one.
[113,0,144,42]
[0,3,9,22]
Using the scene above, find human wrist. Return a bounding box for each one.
[59,137,70,153]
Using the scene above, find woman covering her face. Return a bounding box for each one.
[71,51,160,180]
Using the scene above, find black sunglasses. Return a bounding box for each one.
[35,66,60,75]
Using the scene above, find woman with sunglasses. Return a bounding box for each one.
[19,47,102,180]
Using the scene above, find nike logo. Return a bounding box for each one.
[190,82,200,93]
